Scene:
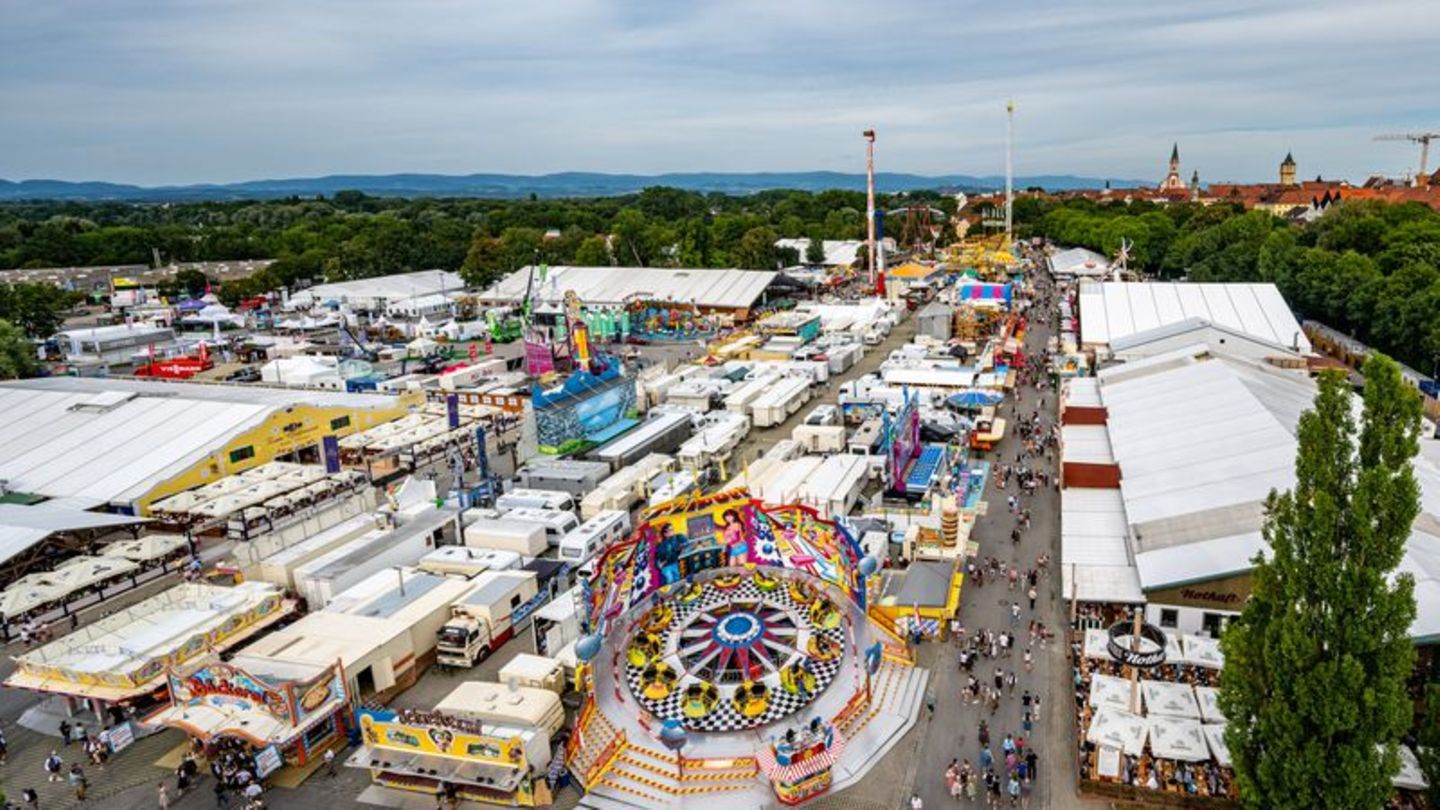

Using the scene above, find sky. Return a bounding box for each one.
[2,0,1437,186]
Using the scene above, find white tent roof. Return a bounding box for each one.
[1141,679,1202,720]
[1049,247,1111,277]
[0,502,150,569]
[481,265,776,310]
[1181,634,1225,670]
[0,555,141,617]
[0,378,391,508]
[1089,673,1138,712]
[1194,686,1224,724]
[1086,707,1147,756]
[1202,724,1232,767]
[101,533,189,562]
[1078,281,1310,352]
[288,270,461,309]
[1147,715,1209,762]
[1395,745,1430,791]
[1061,488,1143,603]
[1103,359,1300,534]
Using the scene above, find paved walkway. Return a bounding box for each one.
[889,267,1098,810]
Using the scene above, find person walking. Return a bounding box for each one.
[924,690,936,718]
[21,786,40,810]
[1009,602,1021,626]
[0,724,8,765]
[44,750,64,782]
[1027,586,1036,611]
[1023,648,1033,673]
[59,720,72,747]
[324,746,337,777]
[68,763,88,802]
[158,782,173,810]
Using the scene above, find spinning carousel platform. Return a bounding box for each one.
[574,570,930,810]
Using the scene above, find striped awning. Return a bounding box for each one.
[754,729,846,781]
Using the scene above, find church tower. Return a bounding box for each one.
[1160,143,1185,191]
[1279,151,1297,186]
[1190,169,1201,201]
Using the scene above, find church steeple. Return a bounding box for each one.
[1160,142,1185,191]
[1190,169,1201,201]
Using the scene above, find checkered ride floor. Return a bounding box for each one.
[625,576,847,732]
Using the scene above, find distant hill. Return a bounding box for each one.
[0,171,1147,202]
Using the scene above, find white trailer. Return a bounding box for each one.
[756,456,823,507]
[799,454,869,519]
[248,513,378,588]
[724,372,782,414]
[648,469,702,507]
[751,376,812,428]
[495,488,576,513]
[463,518,548,557]
[438,358,506,391]
[293,510,451,608]
[825,342,863,374]
[557,510,632,568]
[676,411,750,469]
[666,378,731,413]
[417,545,524,579]
[501,507,580,547]
[792,424,847,454]
[579,453,673,518]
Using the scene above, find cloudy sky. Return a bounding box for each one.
[2,0,1436,186]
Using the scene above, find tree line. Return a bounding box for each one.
[0,187,960,305]
[1020,197,1440,375]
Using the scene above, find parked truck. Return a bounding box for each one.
[435,570,541,668]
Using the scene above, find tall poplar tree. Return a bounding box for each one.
[1219,354,1421,810]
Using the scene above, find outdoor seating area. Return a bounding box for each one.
[1073,626,1237,803]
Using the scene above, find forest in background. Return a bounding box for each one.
[0,188,1436,374]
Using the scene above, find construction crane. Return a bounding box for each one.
[1375,132,1440,186]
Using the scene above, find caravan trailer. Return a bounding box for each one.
[557,510,632,568]
[501,507,580,547]
[495,488,576,513]
[751,376,812,428]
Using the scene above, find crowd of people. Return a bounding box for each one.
[916,267,1062,809]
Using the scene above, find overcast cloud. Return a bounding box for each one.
[1,0,1436,185]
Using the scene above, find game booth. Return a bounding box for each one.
[146,660,349,775]
[564,489,929,808]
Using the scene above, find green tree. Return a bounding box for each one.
[0,319,39,379]
[805,234,826,265]
[1219,354,1421,810]
[735,226,780,270]
[458,234,507,287]
[0,282,78,337]
[574,235,611,267]
[1417,684,1440,808]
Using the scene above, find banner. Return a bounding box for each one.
[322,435,341,474]
[358,711,525,769]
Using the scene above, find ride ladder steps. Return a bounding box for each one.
[594,769,670,806]
[617,746,759,793]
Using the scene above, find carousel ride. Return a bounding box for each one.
[568,488,916,807]
[624,566,848,731]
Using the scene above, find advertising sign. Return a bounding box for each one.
[322,435,341,474]
[358,711,525,769]
[102,722,135,753]
[446,393,461,430]
[254,745,284,778]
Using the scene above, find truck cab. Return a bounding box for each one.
[435,571,540,668]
